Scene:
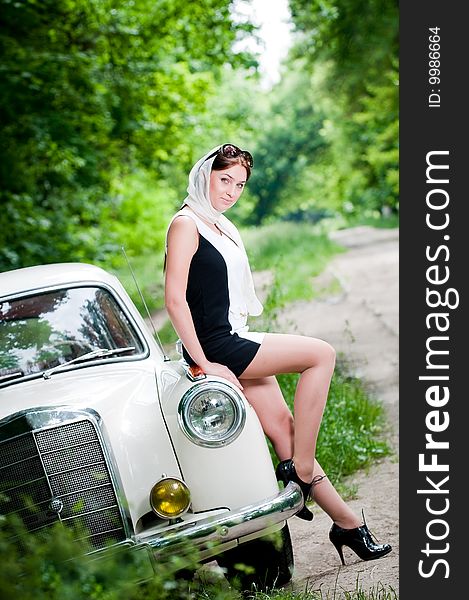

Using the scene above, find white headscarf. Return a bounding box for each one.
[184,145,222,225]
[170,144,263,317]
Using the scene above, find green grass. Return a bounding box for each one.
[239,580,398,600]
[275,365,390,498]
[348,212,399,230]
[195,565,398,599]
[316,366,390,483]
[242,222,344,312]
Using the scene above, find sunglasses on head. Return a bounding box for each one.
[208,144,253,168]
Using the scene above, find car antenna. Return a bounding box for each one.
[121,246,170,361]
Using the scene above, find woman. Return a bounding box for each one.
[164,143,391,565]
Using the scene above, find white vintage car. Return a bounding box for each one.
[0,262,302,589]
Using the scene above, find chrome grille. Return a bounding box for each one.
[0,418,126,550]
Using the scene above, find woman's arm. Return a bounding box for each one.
[165,216,243,390]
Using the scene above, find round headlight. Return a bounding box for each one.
[150,477,191,519]
[178,382,246,447]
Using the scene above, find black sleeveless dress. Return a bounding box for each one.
[177,211,264,377]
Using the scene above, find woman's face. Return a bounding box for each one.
[209,164,247,212]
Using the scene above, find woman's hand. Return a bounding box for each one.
[202,361,244,391]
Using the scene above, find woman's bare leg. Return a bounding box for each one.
[309,460,361,529]
[240,333,335,482]
[241,374,361,529]
[240,376,294,460]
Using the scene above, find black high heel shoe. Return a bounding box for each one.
[329,511,392,565]
[275,459,314,521]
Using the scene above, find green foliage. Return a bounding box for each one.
[0,0,255,271]
[244,67,326,225]
[0,514,396,600]
[104,163,201,324]
[353,64,399,212]
[289,0,398,100]
[1,0,398,270]
[191,65,267,153]
[228,0,399,223]
[0,514,239,599]
[285,0,399,217]
[304,59,399,217]
[105,169,177,262]
[343,213,399,230]
[157,317,179,346]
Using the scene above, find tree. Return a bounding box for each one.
[287,0,399,215]
[0,0,255,270]
[246,65,326,224]
[289,0,398,99]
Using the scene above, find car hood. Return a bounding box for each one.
[0,361,160,417]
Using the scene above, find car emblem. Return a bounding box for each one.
[48,497,64,515]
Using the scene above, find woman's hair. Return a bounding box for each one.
[212,151,252,181]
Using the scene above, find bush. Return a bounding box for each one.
[0,514,234,599]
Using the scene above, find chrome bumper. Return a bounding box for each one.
[142,482,302,558]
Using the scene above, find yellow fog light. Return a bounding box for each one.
[150,477,191,519]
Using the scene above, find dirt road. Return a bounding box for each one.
[270,226,399,596]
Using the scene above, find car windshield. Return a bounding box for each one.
[0,287,145,382]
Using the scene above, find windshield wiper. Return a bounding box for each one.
[0,369,25,383]
[43,347,135,380]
